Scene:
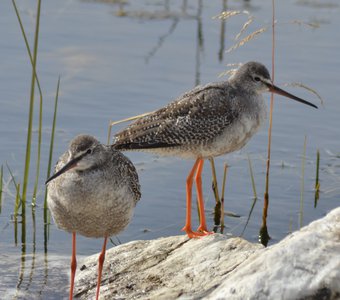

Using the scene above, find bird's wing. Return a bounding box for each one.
[112,150,141,204]
[113,82,239,149]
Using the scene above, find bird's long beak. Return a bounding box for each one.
[265,81,318,109]
[45,155,83,185]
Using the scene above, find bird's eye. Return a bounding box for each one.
[254,76,261,82]
[86,148,93,155]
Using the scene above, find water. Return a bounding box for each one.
[0,0,339,298]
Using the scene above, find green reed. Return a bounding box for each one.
[14,183,21,246]
[259,0,276,248]
[44,77,61,212]
[248,154,258,200]
[209,158,221,227]
[7,162,22,210]
[241,155,258,237]
[32,76,43,205]
[14,183,21,221]
[220,163,228,230]
[299,135,307,228]
[12,0,42,206]
[209,158,220,205]
[314,150,320,208]
[43,77,61,247]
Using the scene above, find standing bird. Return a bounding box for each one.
[113,61,317,238]
[46,134,141,300]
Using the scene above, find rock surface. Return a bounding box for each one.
[75,208,340,299]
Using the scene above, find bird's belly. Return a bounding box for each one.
[144,115,263,159]
[47,174,135,238]
[206,115,262,157]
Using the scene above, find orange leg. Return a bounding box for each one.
[195,159,213,235]
[182,158,205,238]
[70,232,77,300]
[96,236,107,300]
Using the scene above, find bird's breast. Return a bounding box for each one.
[209,111,265,157]
[196,98,267,158]
[47,169,136,238]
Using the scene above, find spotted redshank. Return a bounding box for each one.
[46,134,141,300]
[113,61,317,238]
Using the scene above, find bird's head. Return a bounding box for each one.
[231,61,317,109]
[45,135,103,184]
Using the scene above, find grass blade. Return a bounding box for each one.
[314,150,320,208]
[14,183,21,219]
[209,158,220,205]
[247,154,257,199]
[44,77,61,210]
[14,183,21,246]
[12,0,42,205]
[12,0,44,206]
[107,119,113,145]
[220,163,228,230]
[108,111,156,144]
[227,27,267,53]
[12,0,43,101]
[260,0,276,247]
[241,197,257,237]
[241,155,258,237]
[32,73,43,205]
[209,158,221,227]
[12,0,43,206]
[285,82,324,107]
[299,135,307,228]
[6,162,22,210]
[110,111,156,127]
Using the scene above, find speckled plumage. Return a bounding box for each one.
[113,61,317,158]
[47,135,141,238]
[113,62,269,158]
[112,61,316,239]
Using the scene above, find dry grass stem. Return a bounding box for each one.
[235,16,254,40]
[214,10,244,20]
[209,158,220,205]
[110,111,155,127]
[108,111,155,144]
[218,63,242,78]
[227,27,267,53]
[218,68,237,78]
[285,82,324,106]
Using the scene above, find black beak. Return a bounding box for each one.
[45,155,83,185]
[265,81,318,109]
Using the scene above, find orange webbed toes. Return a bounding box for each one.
[197,225,214,236]
[182,226,205,238]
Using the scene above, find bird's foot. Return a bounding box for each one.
[197,225,214,236]
[181,226,205,239]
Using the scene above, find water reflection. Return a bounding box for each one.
[218,0,227,62]
[145,19,179,64]
[79,0,232,85]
